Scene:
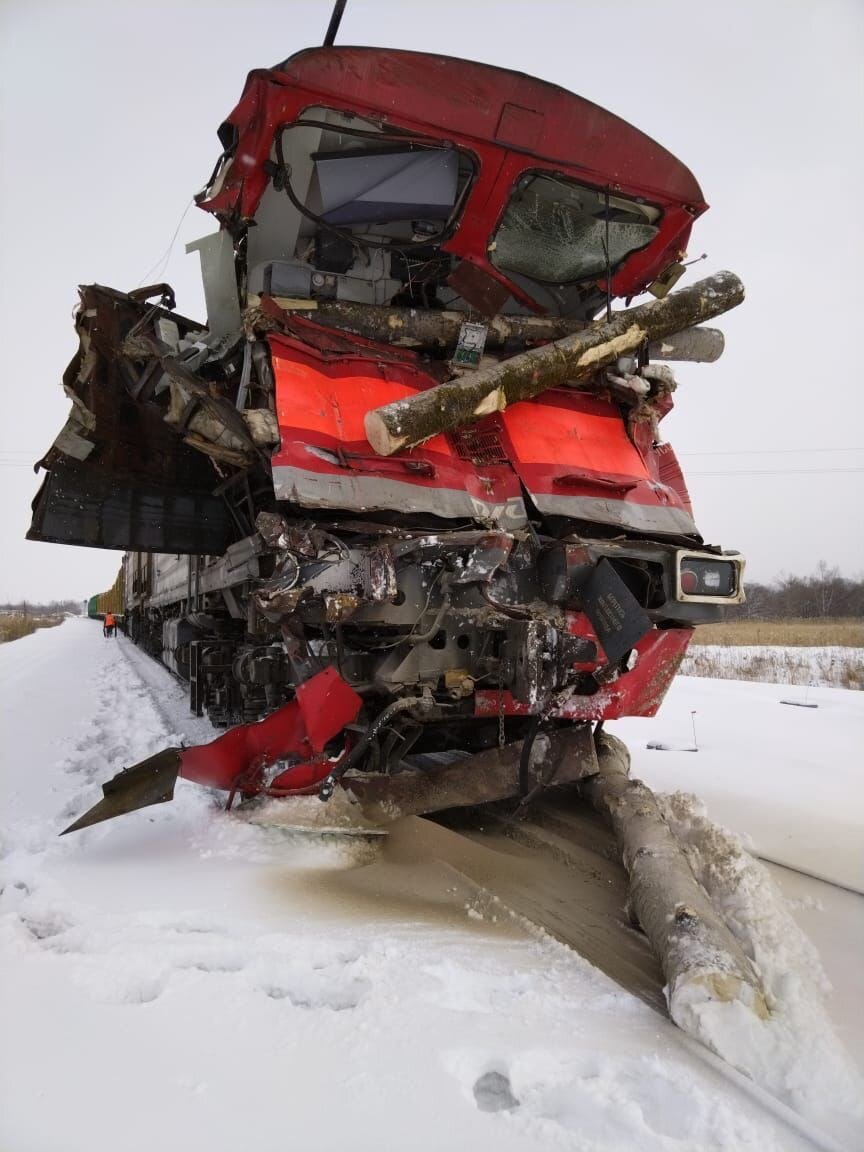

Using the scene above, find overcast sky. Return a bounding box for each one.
[1,0,862,603]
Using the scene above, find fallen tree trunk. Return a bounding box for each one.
[364,271,744,456]
[246,294,587,350]
[583,732,769,1032]
[249,295,723,363]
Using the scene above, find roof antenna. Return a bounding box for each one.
[324,0,348,46]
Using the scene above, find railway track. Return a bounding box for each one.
[372,804,848,1152]
[426,797,666,1013]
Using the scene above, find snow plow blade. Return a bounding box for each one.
[347,726,599,821]
[60,748,181,834]
[60,668,364,835]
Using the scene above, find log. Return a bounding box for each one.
[364,271,744,456]
[242,409,280,447]
[246,294,586,351]
[648,326,725,363]
[583,732,769,1032]
[162,360,258,464]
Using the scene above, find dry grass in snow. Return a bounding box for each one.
[0,613,64,645]
[692,618,864,647]
[681,644,863,690]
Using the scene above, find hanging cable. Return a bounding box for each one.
[135,199,194,289]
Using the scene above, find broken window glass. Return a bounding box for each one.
[491,174,660,285]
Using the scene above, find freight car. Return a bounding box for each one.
[86,569,125,623]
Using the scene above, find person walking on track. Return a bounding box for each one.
[104,612,116,638]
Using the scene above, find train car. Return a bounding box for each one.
[87,568,125,622]
[25,17,785,1057]
[30,41,745,807]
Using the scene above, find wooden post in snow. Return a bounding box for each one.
[364,271,744,456]
[583,732,769,1031]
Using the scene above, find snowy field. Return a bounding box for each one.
[1,620,862,1152]
[680,645,863,691]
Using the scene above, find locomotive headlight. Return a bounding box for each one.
[675,552,745,604]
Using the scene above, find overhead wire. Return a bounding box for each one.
[135,198,195,288]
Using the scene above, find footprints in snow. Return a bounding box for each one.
[56,668,168,830]
[1,880,82,954]
[19,910,72,943]
[256,945,369,1011]
[11,897,370,1012]
[262,974,370,1011]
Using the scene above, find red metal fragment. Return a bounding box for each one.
[179,667,362,793]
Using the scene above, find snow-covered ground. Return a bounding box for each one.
[1,620,862,1151]
[611,675,864,893]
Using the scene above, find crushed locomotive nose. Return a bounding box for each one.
[35,41,765,1047]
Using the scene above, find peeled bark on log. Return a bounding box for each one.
[365,272,744,456]
[246,294,586,351]
[583,732,769,1032]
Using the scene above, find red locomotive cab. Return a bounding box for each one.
[186,48,710,547]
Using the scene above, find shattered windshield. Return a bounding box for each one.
[490,174,660,285]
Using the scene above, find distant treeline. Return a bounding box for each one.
[734,564,864,619]
[0,600,82,617]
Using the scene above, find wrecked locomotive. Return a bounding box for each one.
[30,44,747,826]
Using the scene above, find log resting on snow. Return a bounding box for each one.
[583,732,769,1030]
[364,271,744,457]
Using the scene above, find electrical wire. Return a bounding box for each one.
[135,198,195,288]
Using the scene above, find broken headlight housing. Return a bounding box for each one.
[674,552,745,604]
